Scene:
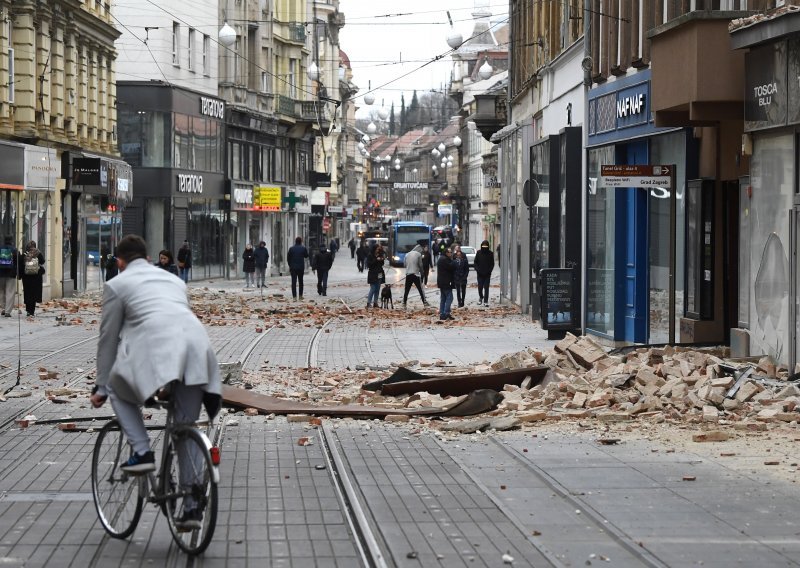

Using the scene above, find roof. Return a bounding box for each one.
[730,5,800,33]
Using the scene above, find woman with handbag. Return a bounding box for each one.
[366,244,385,309]
[18,241,44,318]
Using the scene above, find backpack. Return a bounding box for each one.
[24,254,39,275]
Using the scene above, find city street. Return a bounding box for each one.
[0,257,798,567]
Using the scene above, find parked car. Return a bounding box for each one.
[87,250,99,266]
[460,246,476,267]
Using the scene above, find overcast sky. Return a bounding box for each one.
[337,0,509,116]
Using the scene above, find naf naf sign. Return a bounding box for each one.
[615,83,649,129]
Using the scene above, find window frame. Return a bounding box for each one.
[172,22,180,67]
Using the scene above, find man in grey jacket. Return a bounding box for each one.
[402,244,429,308]
[89,235,221,527]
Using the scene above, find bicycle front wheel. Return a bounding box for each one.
[163,426,218,555]
[91,420,144,539]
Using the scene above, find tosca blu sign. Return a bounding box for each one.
[600,165,673,188]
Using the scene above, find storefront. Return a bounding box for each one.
[585,70,690,345]
[63,152,134,293]
[0,142,25,258]
[117,83,226,280]
[731,17,800,368]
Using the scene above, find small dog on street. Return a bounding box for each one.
[380,284,393,309]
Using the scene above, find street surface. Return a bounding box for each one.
[0,256,798,567]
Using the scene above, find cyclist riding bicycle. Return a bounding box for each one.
[89,234,222,530]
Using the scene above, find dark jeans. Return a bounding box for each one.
[179,266,190,283]
[456,283,467,307]
[403,274,426,304]
[316,270,329,295]
[438,288,453,319]
[290,268,304,298]
[477,274,490,302]
[421,269,429,285]
[356,258,364,272]
[350,248,355,258]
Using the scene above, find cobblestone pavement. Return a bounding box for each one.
[0,259,798,566]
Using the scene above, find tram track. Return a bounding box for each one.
[485,435,671,568]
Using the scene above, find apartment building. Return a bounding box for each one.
[0,0,131,298]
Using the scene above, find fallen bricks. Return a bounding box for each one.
[362,366,549,396]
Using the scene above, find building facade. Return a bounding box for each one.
[583,1,758,346]
[0,0,129,299]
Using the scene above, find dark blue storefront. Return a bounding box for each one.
[585,70,692,344]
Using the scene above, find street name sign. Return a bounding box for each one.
[600,165,673,188]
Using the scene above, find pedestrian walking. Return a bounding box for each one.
[402,245,429,308]
[177,240,192,283]
[496,243,501,268]
[366,244,386,309]
[155,249,180,276]
[474,240,495,306]
[436,247,455,321]
[0,237,17,317]
[329,238,339,260]
[421,243,433,286]
[253,241,270,288]
[311,244,334,296]
[242,244,256,287]
[105,249,119,281]
[453,247,469,308]
[18,240,44,318]
[356,242,368,273]
[287,237,309,300]
[89,234,222,530]
[100,246,109,281]
[348,237,356,259]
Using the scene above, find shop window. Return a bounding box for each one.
[685,179,714,320]
[7,47,13,104]
[274,147,285,182]
[203,35,210,76]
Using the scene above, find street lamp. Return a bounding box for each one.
[479,57,493,80]
[438,142,446,153]
[367,121,377,134]
[307,61,320,82]
[453,136,462,147]
[364,92,375,105]
[219,22,236,47]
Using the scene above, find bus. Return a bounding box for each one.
[388,222,432,267]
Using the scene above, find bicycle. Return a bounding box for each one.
[91,385,221,556]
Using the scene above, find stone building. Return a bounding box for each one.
[0,0,131,299]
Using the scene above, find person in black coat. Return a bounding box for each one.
[253,241,270,288]
[420,244,433,285]
[473,240,495,306]
[366,245,386,308]
[286,237,309,300]
[356,242,368,273]
[242,244,256,288]
[176,240,192,283]
[311,245,334,296]
[18,240,44,318]
[436,247,455,321]
[329,238,339,260]
[105,248,119,281]
[155,249,180,277]
[348,238,356,258]
[452,247,470,308]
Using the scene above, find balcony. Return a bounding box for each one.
[276,96,331,132]
[219,84,274,115]
[288,23,307,44]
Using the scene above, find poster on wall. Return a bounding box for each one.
[540,268,578,330]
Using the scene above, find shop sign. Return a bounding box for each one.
[540,268,578,331]
[393,182,428,190]
[72,157,105,186]
[292,188,312,214]
[438,204,453,216]
[327,205,344,215]
[177,173,203,193]
[615,82,649,129]
[25,146,60,190]
[233,186,253,208]
[200,96,225,119]
[600,165,673,188]
[0,143,24,190]
[117,178,129,193]
[745,41,788,131]
[253,186,282,211]
[322,218,331,232]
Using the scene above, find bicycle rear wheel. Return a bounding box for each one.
[91,420,144,538]
[163,426,218,555]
